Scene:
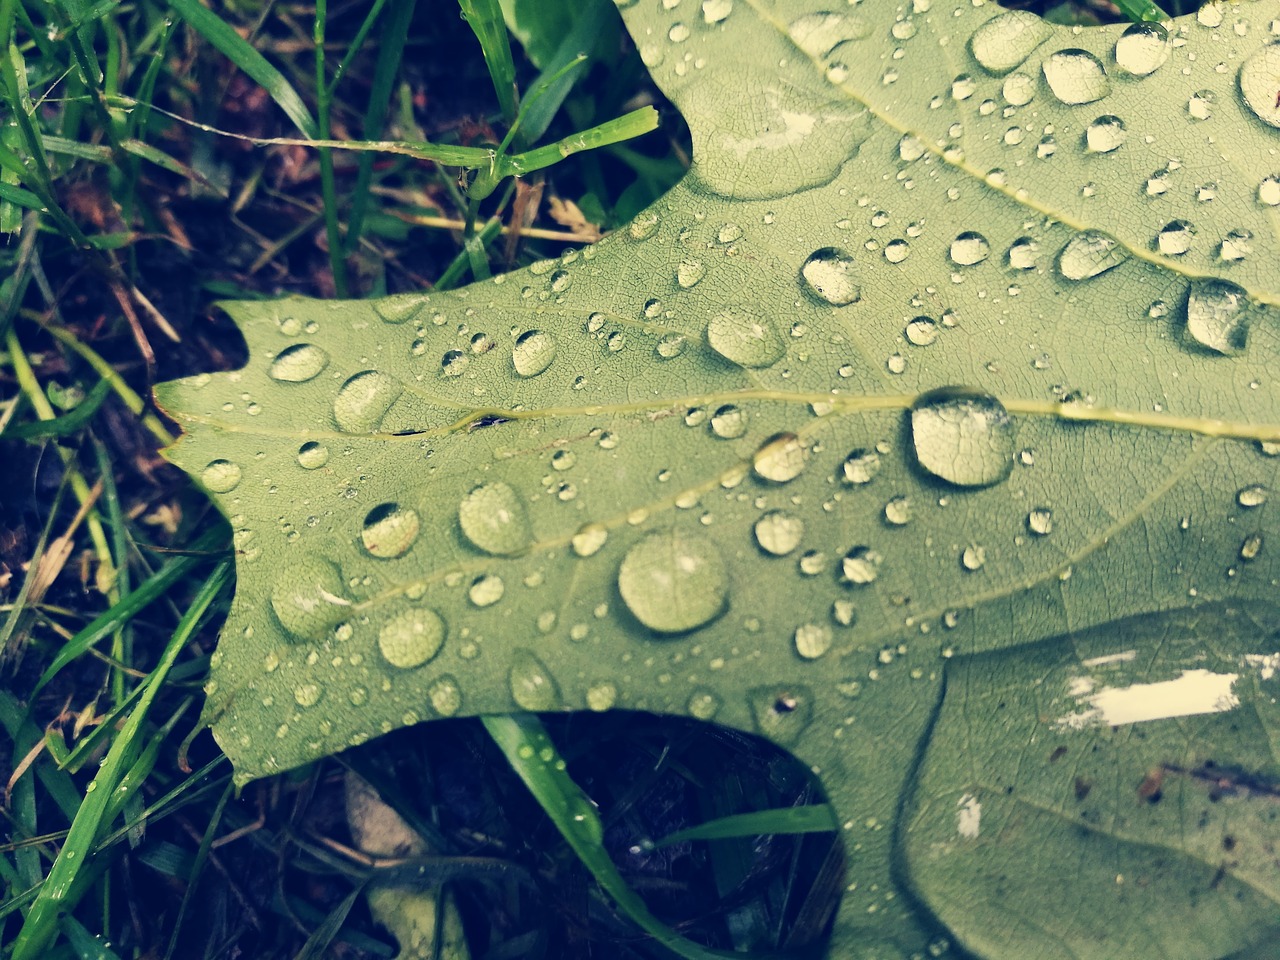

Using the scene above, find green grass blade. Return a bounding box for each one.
[503,106,658,178]
[1115,0,1170,21]
[482,714,750,960]
[654,806,837,848]
[508,0,611,145]
[458,0,518,127]
[164,0,318,139]
[2,378,111,439]
[10,560,231,960]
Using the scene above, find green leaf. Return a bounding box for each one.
[156,3,1280,958]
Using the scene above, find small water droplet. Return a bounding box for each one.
[677,258,707,289]
[1026,508,1053,536]
[441,350,468,377]
[1085,115,1126,153]
[969,10,1051,75]
[1258,176,1280,206]
[293,683,322,707]
[468,573,505,607]
[1042,49,1110,105]
[706,307,786,367]
[1219,229,1252,262]
[1156,220,1195,256]
[754,511,804,555]
[333,370,403,432]
[800,248,860,305]
[718,222,743,243]
[949,231,990,266]
[459,482,532,555]
[702,0,732,24]
[379,607,446,669]
[269,343,329,382]
[428,676,462,716]
[1006,237,1039,270]
[911,388,1015,488]
[952,74,976,100]
[270,557,350,639]
[297,441,329,470]
[1057,230,1129,281]
[798,550,827,576]
[202,459,242,493]
[656,333,688,359]
[1185,279,1251,355]
[905,316,938,346]
[842,447,882,485]
[587,682,619,711]
[960,544,987,571]
[361,503,421,559]
[752,433,807,483]
[710,404,748,439]
[688,689,722,719]
[842,545,882,585]
[1239,43,1280,128]
[1238,485,1268,508]
[629,211,660,240]
[572,523,609,557]
[794,623,833,659]
[1002,72,1035,105]
[512,330,557,377]
[748,686,812,744]
[618,530,728,634]
[883,496,912,526]
[884,238,911,263]
[1187,88,1216,121]
[509,650,562,710]
[1240,533,1264,561]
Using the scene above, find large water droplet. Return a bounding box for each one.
[969,11,1051,75]
[1057,231,1129,281]
[754,511,804,556]
[1113,21,1168,76]
[509,650,562,710]
[706,307,786,368]
[202,459,242,493]
[618,530,728,634]
[459,482,531,555]
[911,388,1015,488]
[799,248,860,305]
[748,685,812,745]
[378,607,446,669]
[333,370,403,433]
[269,343,329,383]
[361,503,421,559]
[1042,49,1110,105]
[1239,43,1280,128]
[752,433,807,483]
[794,623,833,660]
[1185,279,1251,355]
[511,330,557,377]
[1237,485,1268,508]
[949,231,990,266]
[270,556,350,639]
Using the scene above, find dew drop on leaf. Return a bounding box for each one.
[1026,508,1053,536]
[911,388,1015,488]
[677,258,707,289]
[468,573,505,607]
[269,343,329,382]
[702,0,732,24]
[747,686,812,744]
[1002,72,1035,106]
[1057,230,1130,281]
[428,676,462,716]
[799,247,860,305]
[361,503,421,559]
[508,650,561,710]
[842,447,882,485]
[512,330,557,377]
[706,306,786,367]
[378,607,445,669]
[296,442,329,470]
[754,510,804,556]
[961,544,987,571]
[441,350,468,377]
[459,482,532,555]
[1042,49,1110,105]
[905,317,938,346]
[884,238,911,263]
[294,683,322,707]
[1258,176,1280,206]
[1156,220,1194,257]
[949,232,990,266]
[1006,237,1039,270]
[710,404,749,439]
[617,530,729,634]
[1240,533,1264,561]
[333,371,403,432]
[1185,279,1250,355]
[884,496,912,526]
[571,522,609,558]
[968,11,1051,76]
[753,433,808,483]
[1237,485,1268,508]
[841,545,882,585]
[629,210,660,240]
[1084,115,1126,154]
[270,556,350,639]
[202,459,242,493]
[1113,21,1169,76]
[1238,43,1280,128]
[794,623,833,659]
[587,682,618,711]
[656,333,688,359]
[687,689,722,719]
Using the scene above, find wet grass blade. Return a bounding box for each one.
[1115,0,1170,21]
[654,806,837,847]
[504,107,658,178]
[458,0,518,127]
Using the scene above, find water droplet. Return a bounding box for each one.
[509,650,561,710]
[687,689,721,720]
[718,222,743,243]
[1002,72,1035,105]
[269,343,329,382]
[1026,508,1053,536]
[752,433,807,483]
[841,545,882,585]
[202,459,242,493]
[883,496,912,526]
[1239,43,1280,128]
[293,683,321,707]
[1187,88,1215,121]
[1157,220,1195,256]
[799,248,860,305]
[905,317,938,346]
[617,530,728,634]
[754,511,804,556]
[270,557,350,639]
[789,11,870,58]
[512,330,557,377]
[468,573,505,607]
[1114,21,1169,76]
[794,623,833,659]
[572,523,609,558]
[1240,533,1264,561]
[459,482,531,555]
[842,448,882,485]
[1258,176,1280,206]
[798,550,827,576]
[587,682,619,711]
[1057,230,1129,281]
[969,11,1051,75]
[1085,115,1126,153]
[911,388,1015,488]
[949,231,990,266]
[748,685,812,744]
[706,307,786,368]
[702,0,732,24]
[1185,279,1250,355]
[1042,49,1110,105]
[899,134,926,162]
[441,350,468,377]
[1007,237,1039,270]
[333,370,403,433]
[952,74,976,100]
[656,333,688,359]
[677,258,706,289]
[297,442,329,469]
[1238,485,1268,508]
[428,676,462,716]
[884,239,910,263]
[629,211,660,240]
[361,503,421,559]
[379,607,446,669]
[961,544,987,571]
[1219,229,1252,262]
[710,404,749,439]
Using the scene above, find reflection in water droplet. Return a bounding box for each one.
[911,389,1015,488]
[710,404,748,439]
[706,307,786,368]
[754,511,804,556]
[297,442,329,469]
[1042,49,1110,105]
[269,343,329,382]
[509,650,562,710]
[459,482,531,555]
[202,459,242,493]
[1085,115,1126,153]
[843,448,881,485]
[361,503,421,558]
[753,433,807,483]
[270,556,349,639]
[1239,44,1280,128]
[333,370,403,432]
[1185,279,1251,355]
[378,607,446,669]
[468,574,505,607]
[969,11,1051,75]
[512,330,557,377]
[441,350,468,377]
[748,685,812,744]
[1114,21,1168,76]
[799,248,860,305]
[1057,231,1129,281]
[618,530,728,634]
[571,523,609,558]
[794,623,833,660]
[1026,508,1053,536]
[949,231,990,266]
[842,545,881,585]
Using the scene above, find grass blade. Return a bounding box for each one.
[458,0,518,127]
[654,806,837,847]
[504,106,658,178]
[1115,0,1170,21]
